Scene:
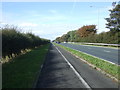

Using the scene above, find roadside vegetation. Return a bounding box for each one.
[54,43,119,82]
[0,25,50,63]
[1,25,50,88]
[54,25,119,44]
[2,44,50,88]
[53,4,120,82]
[54,4,120,44]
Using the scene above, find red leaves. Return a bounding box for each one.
[77,25,97,37]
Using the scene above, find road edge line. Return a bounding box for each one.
[62,44,118,66]
[57,44,119,83]
[54,44,92,89]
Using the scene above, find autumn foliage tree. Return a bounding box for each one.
[55,2,119,44]
[77,25,97,37]
[55,24,119,44]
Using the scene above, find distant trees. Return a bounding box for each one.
[55,25,97,43]
[55,30,80,42]
[1,25,50,58]
[55,3,120,44]
[55,24,119,44]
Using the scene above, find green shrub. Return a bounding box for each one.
[1,25,50,59]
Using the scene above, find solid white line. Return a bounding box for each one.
[73,49,117,65]
[41,64,43,69]
[54,45,91,89]
[62,44,118,65]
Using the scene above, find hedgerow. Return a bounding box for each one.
[1,25,50,59]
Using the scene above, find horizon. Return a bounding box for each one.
[1,1,119,40]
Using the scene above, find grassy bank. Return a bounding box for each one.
[54,43,119,81]
[2,44,50,88]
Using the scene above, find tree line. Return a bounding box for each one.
[54,3,120,44]
[1,25,50,58]
[55,25,119,44]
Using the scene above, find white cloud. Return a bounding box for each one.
[90,6,113,14]
[49,10,57,14]
[41,15,68,22]
[17,23,81,40]
[0,22,8,27]
[0,22,7,25]
[31,23,81,40]
[70,0,77,15]
[19,22,38,27]
[2,2,112,40]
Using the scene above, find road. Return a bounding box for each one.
[36,43,118,88]
[60,43,119,65]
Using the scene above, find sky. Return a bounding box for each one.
[1,1,119,40]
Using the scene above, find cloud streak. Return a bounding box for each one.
[70,0,77,15]
[19,22,38,27]
[49,10,57,14]
[2,2,112,40]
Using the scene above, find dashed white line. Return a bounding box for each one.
[61,45,117,65]
[104,50,110,53]
[54,44,92,89]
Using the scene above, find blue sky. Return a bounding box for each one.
[1,2,118,40]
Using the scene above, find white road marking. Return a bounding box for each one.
[41,64,43,69]
[104,50,110,53]
[61,45,117,65]
[54,44,91,89]
[72,43,119,50]
[75,49,117,65]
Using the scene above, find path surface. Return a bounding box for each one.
[36,43,118,88]
[60,43,119,65]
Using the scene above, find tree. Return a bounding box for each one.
[77,25,97,37]
[54,24,120,44]
[105,3,120,32]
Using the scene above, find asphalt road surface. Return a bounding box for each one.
[60,43,119,65]
[35,43,118,88]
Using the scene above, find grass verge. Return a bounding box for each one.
[2,44,50,88]
[54,43,120,81]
